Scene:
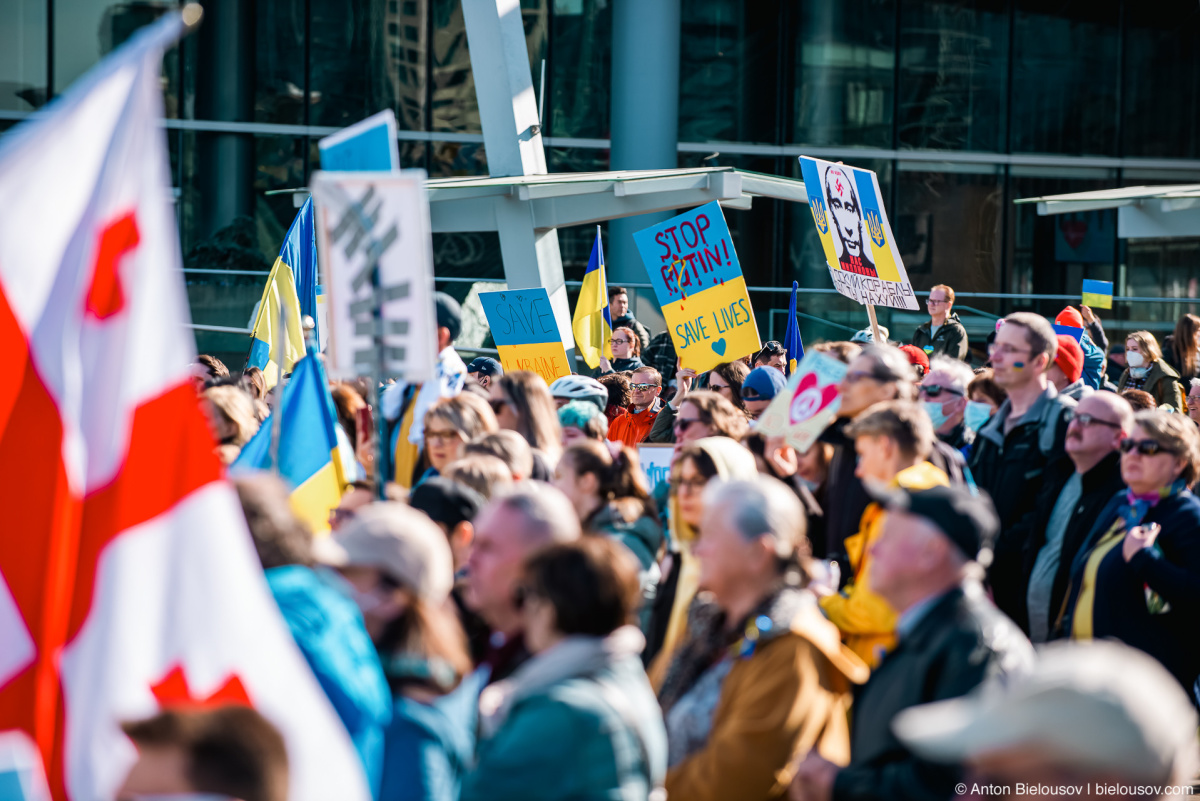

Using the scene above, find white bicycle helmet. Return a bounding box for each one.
[549,374,608,413]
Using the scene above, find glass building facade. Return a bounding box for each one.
[3,0,1200,361]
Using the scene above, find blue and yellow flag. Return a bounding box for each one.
[231,344,346,534]
[784,281,805,375]
[249,199,318,386]
[572,226,612,370]
[1082,279,1113,310]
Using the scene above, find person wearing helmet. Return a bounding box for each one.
[549,374,608,414]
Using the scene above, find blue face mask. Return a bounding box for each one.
[964,401,993,432]
[923,400,950,430]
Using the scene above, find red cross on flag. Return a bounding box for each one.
[0,12,370,801]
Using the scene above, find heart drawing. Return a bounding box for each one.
[711,338,727,355]
[788,372,840,424]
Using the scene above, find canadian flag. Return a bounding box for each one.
[0,13,370,801]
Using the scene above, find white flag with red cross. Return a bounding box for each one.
[0,12,370,801]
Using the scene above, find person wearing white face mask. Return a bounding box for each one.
[917,357,977,459]
[1117,330,1185,411]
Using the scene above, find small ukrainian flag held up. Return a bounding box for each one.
[231,343,347,535]
[572,226,613,370]
[1082,279,1113,310]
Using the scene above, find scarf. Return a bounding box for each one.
[657,586,808,714]
[1119,478,1188,529]
[478,626,645,739]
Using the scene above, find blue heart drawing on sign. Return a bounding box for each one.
[711,338,727,355]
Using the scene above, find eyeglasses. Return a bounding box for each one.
[674,476,708,493]
[919,385,964,399]
[987,343,1033,358]
[1119,438,1178,456]
[926,298,948,306]
[674,417,705,433]
[611,338,632,345]
[631,383,660,391]
[1067,412,1122,430]
[709,382,731,393]
[425,429,465,445]
[489,398,511,415]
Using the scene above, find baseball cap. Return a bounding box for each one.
[435,292,463,342]
[467,356,503,379]
[866,483,998,561]
[898,344,930,375]
[1054,334,1084,384]
[314,502,454,604]
[408,477,485,533]
[894,640,1199,784]
[851,325,890,344]
[741,365,788,402]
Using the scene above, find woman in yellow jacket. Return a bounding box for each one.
[819,401,948,667]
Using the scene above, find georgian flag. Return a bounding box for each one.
[0,12,370,801]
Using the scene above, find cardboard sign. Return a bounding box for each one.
[754,351,849,453]
[478,288,572,383]
[632,201,761,373]
[318,110,401,172]
[638,443,674,495]
[799,157,919,311]
[1082,279,1113,310]
[310,170,437,383]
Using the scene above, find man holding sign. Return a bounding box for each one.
[633,201,762,374]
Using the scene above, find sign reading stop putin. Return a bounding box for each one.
[754,351,848,454]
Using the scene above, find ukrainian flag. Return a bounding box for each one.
[572,226,612,369]
[1081,279,1113,310]
[231,344,346,535]
[249,199,318,387]
[784,281,805,375]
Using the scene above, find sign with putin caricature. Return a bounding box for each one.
[632,201,762,374]
[799,157,919,311]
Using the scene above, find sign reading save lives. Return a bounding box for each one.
[478,288,572,384]
[632,201,762,374]
[798,157,919,311]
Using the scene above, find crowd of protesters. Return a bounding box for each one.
[160,286,1200,801]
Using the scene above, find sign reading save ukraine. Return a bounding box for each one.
[632,201,762,373]
[478,288,572,384]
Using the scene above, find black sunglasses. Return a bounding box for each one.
[919,384,964,399]
[1068,412,1122,430]
[1119,438,1177,456]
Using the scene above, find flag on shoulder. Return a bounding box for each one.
[0,11,369,800]
[784,280,805,375]
[572,226,612,369]
[248,203,313,387]
[232,342,347,535]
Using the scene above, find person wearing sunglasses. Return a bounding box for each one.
[608,366,665,448]
[1058,410,1200,699]
[918,357,976,456]
[1017,392,1132,643]
[910,283,968,361]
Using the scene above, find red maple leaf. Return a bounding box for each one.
[150,665,252,710]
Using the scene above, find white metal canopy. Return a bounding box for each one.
[1016,184,1200,239]
[424,166,809,233]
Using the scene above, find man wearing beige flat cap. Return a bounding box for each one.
[893,640,1200,801]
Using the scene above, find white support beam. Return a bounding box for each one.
[1118,204,1200,239]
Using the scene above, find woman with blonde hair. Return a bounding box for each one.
[1118,330,1185,411]
[202,385,260,465]
[417,393,498,485]
[489,370,563,470]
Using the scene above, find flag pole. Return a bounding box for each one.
[270,301,288,473]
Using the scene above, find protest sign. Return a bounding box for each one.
[318,110,401,172]
[1053,324,1084,342]
[798,156,919,312]
[632,201,762,373]
[638,443,674,495]
[1082,279,1113,310]
[754,351,849,453]
[310,170,437,384]
[478,288,572,383]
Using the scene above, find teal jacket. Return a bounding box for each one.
[461,652,667,801]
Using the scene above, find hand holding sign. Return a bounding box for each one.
[754,351,848,453]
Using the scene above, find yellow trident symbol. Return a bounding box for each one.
[866,210,886,247]
[811,198,828,235]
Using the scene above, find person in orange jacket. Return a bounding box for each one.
[608,366,664,449]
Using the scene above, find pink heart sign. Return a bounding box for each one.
[789,372,841,424]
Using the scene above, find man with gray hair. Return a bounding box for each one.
[1187,378,1200,426]
[894,641,1198,801]
[970,312,1076,625]
[465,484,581,683]
[919,356,977,454]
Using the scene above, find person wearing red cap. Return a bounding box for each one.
[897,344,929,379]
[1054,306,1106,390]
[1047,334,1091,401]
